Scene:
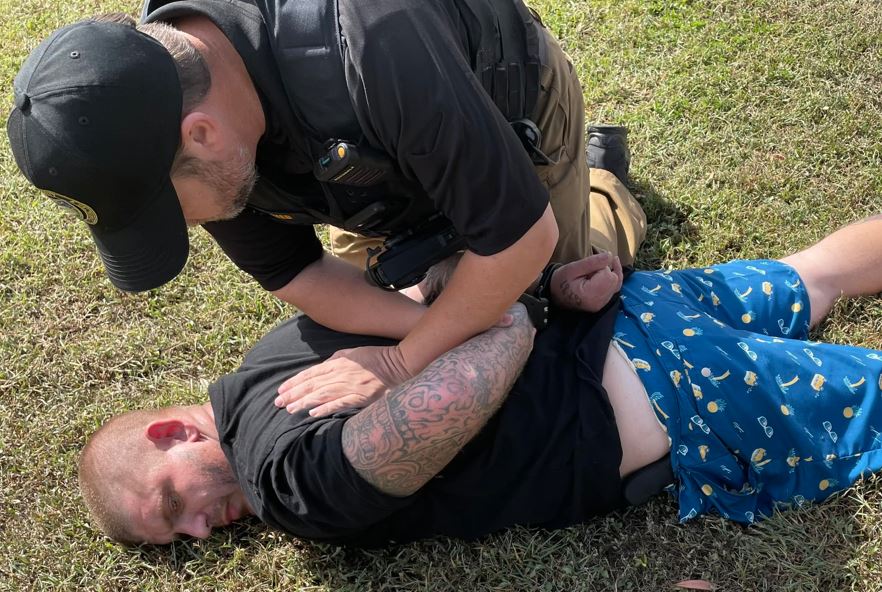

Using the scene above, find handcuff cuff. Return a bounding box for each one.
[516,262,562,330]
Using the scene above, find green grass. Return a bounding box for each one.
[2,0,882,590]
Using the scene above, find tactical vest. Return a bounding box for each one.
[146,0,544,237]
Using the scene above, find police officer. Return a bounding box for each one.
[7,0,646,412]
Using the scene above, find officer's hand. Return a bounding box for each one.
[550,252,623,312]
[274,345,413,417]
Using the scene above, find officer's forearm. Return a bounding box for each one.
[397,205,557,375]
[272,254,426,339]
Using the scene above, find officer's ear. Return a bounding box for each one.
[180,111,222,159]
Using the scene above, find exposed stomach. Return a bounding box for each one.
[602,342,671,477]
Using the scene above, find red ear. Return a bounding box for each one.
[145,420,190,443]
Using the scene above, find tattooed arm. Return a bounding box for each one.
[341,303,535,496]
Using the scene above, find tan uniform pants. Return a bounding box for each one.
[330,23,646,269]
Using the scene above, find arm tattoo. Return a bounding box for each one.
[341,306,535,496]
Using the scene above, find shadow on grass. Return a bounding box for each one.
[280,490,869,591]
[288,501,692,591]
[626,176,698,271]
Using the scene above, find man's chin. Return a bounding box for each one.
[222,497,246,525]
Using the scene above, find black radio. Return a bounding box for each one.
[314,141,392,187]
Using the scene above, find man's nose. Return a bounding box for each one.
[178,513,212,539]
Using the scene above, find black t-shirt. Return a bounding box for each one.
[144,0,549,291]
[208,305,627,547]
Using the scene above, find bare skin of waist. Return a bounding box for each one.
[602,342,670,477]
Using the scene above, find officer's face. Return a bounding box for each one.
[172,146,258,226]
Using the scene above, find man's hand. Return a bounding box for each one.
[550,252,623,312]
[275,345,414,417]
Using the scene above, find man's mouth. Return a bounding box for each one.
[224,500,237,525]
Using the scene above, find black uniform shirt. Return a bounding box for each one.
[144,0,550,291]
[208,302,628,547]
[144,0,326,291]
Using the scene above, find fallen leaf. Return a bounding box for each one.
[674,580,716,591]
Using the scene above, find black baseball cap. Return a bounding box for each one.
[7,19,188,292]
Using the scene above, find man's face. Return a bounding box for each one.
[125,442,250,544]
[172,146,258,226]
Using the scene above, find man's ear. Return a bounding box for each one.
[145,419,201,447]
[180,111,221,159]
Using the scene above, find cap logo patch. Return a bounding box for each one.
[44,191,98,225]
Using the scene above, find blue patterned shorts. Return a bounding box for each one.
[615,259,882,523]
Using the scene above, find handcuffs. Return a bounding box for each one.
[516,262,562,330]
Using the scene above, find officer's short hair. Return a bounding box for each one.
[92,13,211,114]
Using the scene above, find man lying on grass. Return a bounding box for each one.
[80,215,882,546]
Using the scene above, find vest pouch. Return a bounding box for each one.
[315,141,439,236]
[319,182,412,237]
[319,182,440,237]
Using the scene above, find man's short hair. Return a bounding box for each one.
[78,407,173,544]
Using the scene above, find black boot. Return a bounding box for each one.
[587,125,630,184]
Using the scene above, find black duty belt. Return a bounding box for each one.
[621,455,675,506]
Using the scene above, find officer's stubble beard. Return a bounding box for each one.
[175,145,258,223]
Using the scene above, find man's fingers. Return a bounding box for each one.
[552,253,621,313]
[580,268,619,310]
[559,252,614,281]
[612,255,623,283]
[599,267,618,292]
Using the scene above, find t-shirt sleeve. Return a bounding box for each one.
[210,315,409,542]
[258,415,414,541]
[339,1,549,255]
[202,208,324,291]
